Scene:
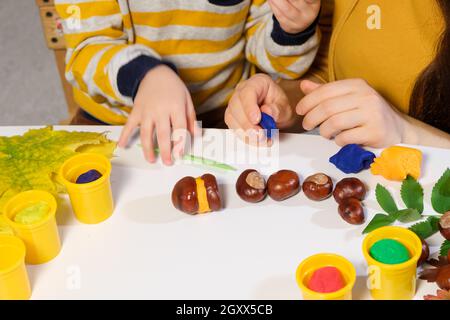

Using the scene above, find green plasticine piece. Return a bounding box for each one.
[370,239,410,265]
[149,147,236,171]
[14,201,50,225]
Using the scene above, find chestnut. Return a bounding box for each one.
[236,169,267,203]
[333,177,366,203]
[172,174,221,214]
[417,238,430,266]
[338,198,365,225]
[436,265,450,290]
[267,170,300,201]
[439,211,450,240]
[302,173,333,201]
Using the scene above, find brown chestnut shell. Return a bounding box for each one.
[236,169,267,203]
[436,265,450,290]
[333,177,366,203]
[267,170,300,201]
[439,211,450,241]
[417,238,430,266]
[202,174,222,211]
[302,173,333,201]
[338,197,365,225]
[171,176,199,214]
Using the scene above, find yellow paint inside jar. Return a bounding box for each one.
[13,201,50,225]
[195,178,211,214]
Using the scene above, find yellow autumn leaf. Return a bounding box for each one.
[0,126,116,212]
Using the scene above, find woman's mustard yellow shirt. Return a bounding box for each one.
[310,0,444,114]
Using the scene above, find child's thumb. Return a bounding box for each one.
[300,80,321,95]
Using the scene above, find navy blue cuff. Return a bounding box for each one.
[117,55,177,100]
[271,13,319,46]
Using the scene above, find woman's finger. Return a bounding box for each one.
[334,127,371,147]
[156,118,173,166]
[297,79,369,115]
[318,109,365,139]
[140,120,155,163]
[302,93,360,130]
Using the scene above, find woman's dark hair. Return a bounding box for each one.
[409,0,450,133]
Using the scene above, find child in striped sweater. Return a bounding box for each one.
[56,0,321,164]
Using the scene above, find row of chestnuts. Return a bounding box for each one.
[333,178,366,225]
[236,169,300,202]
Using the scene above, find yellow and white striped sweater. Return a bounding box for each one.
[56,0,320,124]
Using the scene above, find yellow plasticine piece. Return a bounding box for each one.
[195,178,211,214]
[370,146,422,181]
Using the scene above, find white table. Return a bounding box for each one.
[2,126,448,300]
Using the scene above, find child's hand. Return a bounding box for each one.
[118,65,199,165]
[268,0,321,34]
[297,79,407,148]
[225,74,295,145]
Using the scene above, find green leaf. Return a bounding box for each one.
[0,127,116,212]
[431,168,450,214]
[396,208,422,223]
[400,176,424,214]
[408,216,441,239]
[375,184,398,215]
[362,213,397,234]
[440,240,450,257]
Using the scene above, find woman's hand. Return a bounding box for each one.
[297,79,407,148]
[225,74,296,144]
[118,65,199,165]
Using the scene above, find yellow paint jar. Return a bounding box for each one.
[296,253,356,300]
[4,190,61,265]
[0,235,31,300]
[60,153,113,224]
[362,226,422,300]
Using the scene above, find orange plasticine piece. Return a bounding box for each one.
[370,146,422,181]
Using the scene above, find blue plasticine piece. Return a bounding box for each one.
[259,112,277,139]
[76,169,103,184]
[329,144,376,174]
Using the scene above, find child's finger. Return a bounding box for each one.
[186,91,201,137]
[301,94,360,130]
[140,120,155,163]
[226,112,265,145]
[118,117,139,148]
[270,0,301,23]
[318,109,364,139]
[239,86,262,125]
[171,112,187,158]
[156,119,173,166]
[232,101,261,132]
[289,0,321,11]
